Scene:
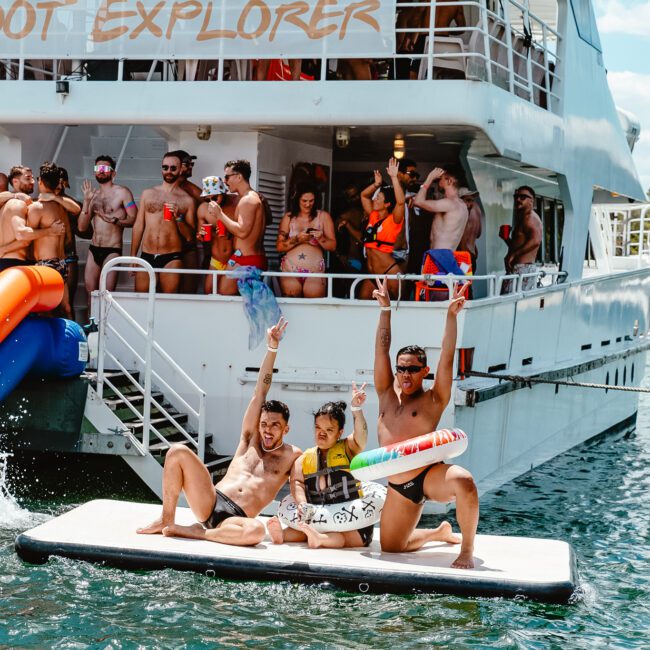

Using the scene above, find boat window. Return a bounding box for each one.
[570,0,602,52]
[541,198,564,264]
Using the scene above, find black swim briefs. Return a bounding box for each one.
[388,463,443,505]
[202,488,247,530]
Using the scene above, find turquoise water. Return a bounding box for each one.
[1,389,649,648]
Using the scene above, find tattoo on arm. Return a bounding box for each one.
[379,328,391,348]
[263,373,272,385]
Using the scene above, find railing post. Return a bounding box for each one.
[198,393,206,461]
[96,289,107,400]
[502,0,515,94]
[142,264,156,454]
[480,0,492,84]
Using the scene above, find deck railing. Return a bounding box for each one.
[1,0,561,112]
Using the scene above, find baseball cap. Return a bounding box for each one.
[170,150,197,163]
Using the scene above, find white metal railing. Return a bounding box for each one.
[1,0,561,112]
[592,204,650,264]
[125,262,567,300]
[97,257,207,460]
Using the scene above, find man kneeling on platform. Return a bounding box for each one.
[372,277,479,568]
[137,317,302,546]
[267,383,372,548]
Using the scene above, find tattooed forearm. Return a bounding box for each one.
[379,328,391,348]
[263,373,272,385]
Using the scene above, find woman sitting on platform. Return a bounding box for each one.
[276,183,336,298]
[267,384,373,548]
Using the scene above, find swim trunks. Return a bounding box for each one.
[388,463,443,505]
[357,524,374,547]
[35,257,68,280]
[64,252,79,265]
[227,250,268,270]
[89,244,121,268]
[202,488,247,529]
[141,251,183,269]
[209,257,228,271]
[0,258,32,271]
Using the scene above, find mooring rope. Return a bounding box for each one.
[464,370,650,393]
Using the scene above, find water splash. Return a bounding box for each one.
[0,452,34,528]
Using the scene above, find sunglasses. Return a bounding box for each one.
[224,172,239,180]
[514,193,533,200]
[162,165,178,171]
[94,165,113,173]
[406,170,420,179]
[395,364,425,374]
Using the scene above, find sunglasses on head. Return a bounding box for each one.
[395,364,425,374]
[94,165,113,173]
[514,193,533,200]
[162,165,178,171]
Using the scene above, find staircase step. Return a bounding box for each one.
[104,391,164,410]
[125,414,189,432]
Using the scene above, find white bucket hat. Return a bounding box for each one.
[200,176,228,197]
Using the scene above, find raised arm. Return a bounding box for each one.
[372,277,395,394]
[432,283,468,407]
[386,158,405,222]
[413,168,452,212]
[360,170,383,216]
[345,382,368,457]
[239,317,288,443]
[77,180,95,233]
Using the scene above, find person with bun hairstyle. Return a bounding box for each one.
[267,383,372,548]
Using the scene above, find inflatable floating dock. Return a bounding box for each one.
[15,500,577,603]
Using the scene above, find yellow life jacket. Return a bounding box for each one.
[302,440,363,505]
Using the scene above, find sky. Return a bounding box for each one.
[595,0,650,194]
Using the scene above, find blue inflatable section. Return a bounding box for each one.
[0,317,88,402]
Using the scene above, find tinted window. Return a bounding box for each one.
[570,0,602,51]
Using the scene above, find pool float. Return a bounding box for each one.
[350,428,468,482]
[277,481,387,532]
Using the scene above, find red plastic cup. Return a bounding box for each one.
[499,224,511,241]
[201,223,212,242]
[163,203,175,222]
[216,221,226,237]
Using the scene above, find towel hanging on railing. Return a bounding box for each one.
[233,267,282,350]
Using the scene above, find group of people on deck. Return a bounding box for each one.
[0,149,543,318]
[138,278,479,569]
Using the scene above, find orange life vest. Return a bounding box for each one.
[363,210,403,254]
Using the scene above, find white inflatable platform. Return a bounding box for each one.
[15,500,577,603]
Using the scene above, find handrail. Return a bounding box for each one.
[98,256,207,460]
[2,0,561,112]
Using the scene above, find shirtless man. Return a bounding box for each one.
[504,186,543,289]
[0,173,8,192]
[207,159,267,296]
[372,277,479,568]
[130,152,195,294]
[27,162,71,317]
[78,155,137,298]
[0,194,65,270]
[137,318,302,546]
[413,167,468,254]
[8,165,35,196]
[173,150,201,294]
[197,175,238,294]
[457,188,483,273]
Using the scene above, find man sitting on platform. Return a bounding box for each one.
[137,317,302,547]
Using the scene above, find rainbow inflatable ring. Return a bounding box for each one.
[350,428,468,482]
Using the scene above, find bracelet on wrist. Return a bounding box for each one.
[350,405,363,412]
[267,346,278,353]
[380,306,391,312]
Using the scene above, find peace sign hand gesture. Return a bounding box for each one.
[267,316,288,349]
[448,282,469,316]
[351,381,367,408]
[372,276,390,308]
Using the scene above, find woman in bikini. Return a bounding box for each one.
[276,183,336,298]
[359,158,406,299]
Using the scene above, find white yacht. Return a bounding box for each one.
[1,0,648,501]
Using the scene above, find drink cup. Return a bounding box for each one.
[499,224,511,241]
[163,203,175,222]
[216,221,226,237]
[201,223,212,242]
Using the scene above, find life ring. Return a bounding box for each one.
[277,481,387,533]
[349,428,468,482]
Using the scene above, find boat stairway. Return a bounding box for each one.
[83,369,232,499]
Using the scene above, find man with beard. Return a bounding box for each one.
[207,159,267,296]
[27,162,72,317]
[8,165,35,196]
[392,158,420,269]
[78,155,137,298]
[130,152,195,293]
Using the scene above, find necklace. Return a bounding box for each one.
[261,440,285,453]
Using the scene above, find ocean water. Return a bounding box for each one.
[1,388,649,649]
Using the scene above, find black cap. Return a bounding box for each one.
[169,149,197,163]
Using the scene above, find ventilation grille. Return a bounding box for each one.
[258,171,286,270]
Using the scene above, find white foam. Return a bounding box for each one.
[0,453,38,529]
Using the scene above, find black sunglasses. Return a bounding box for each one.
[224,172,239,180]
[162,165,178,171]
[395,364,425,374]
[406,170,420,179]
